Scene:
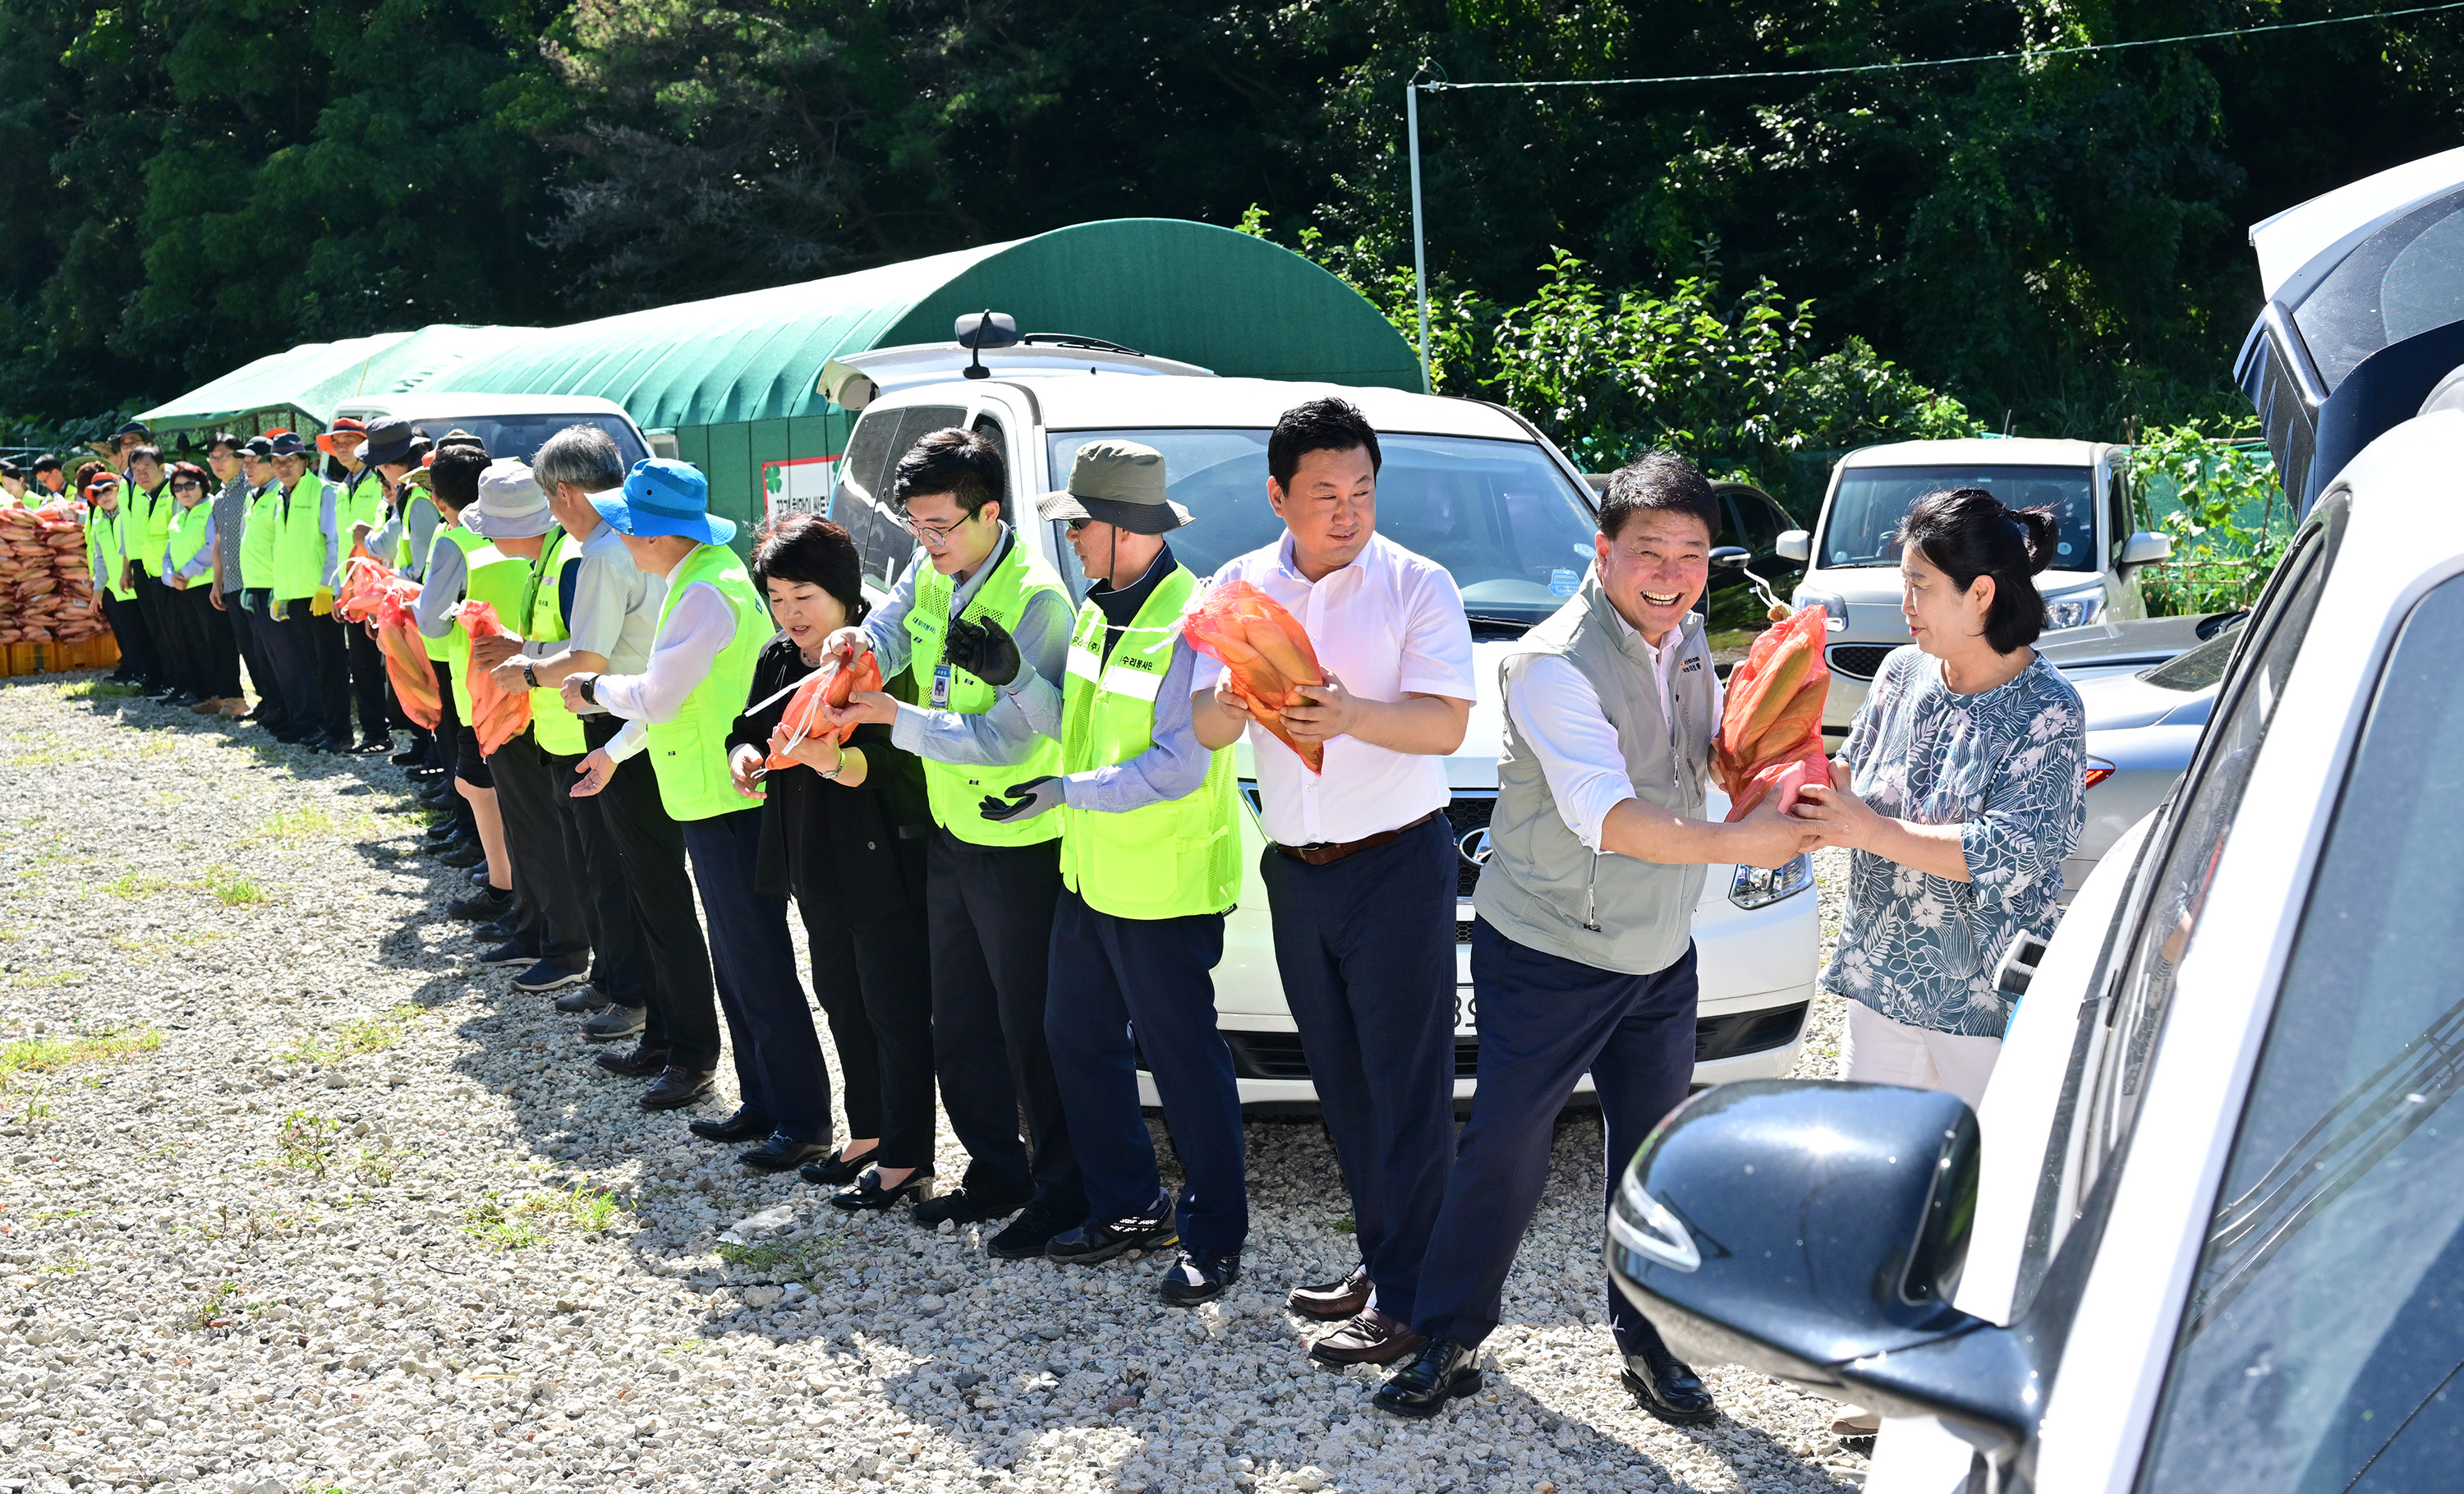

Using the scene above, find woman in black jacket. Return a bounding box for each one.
[726,514,938,1207]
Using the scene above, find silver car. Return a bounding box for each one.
[2058,616,2243,903]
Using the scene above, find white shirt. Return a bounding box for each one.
[596,552,754,761]
[1192,531,1475,846]
[1503,612,1724,852]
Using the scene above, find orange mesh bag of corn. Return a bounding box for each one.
[1710,604,1832,821]
[1180,579,1327,772]
[332,547,393,623]
[365,578,442,729]
[457,600,531,754]
[766,648,885,769]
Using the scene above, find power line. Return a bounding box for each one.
[1419,2,2464,91]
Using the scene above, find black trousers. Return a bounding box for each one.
[153,577,205,696]
[594,745,719,1069]
[345,622,390,743]
[99,591,156,683]
[232,591,289,732]
[307,610,352,742]
[1258,812,1459,1325]
[685,809,833,1143]
[926,828,1081,1216]
[130,570,172,687]
[551,719,637,1006]
[799,893,935,1171]
[1414,925,1697,1358]
[1046,891,1245,1254]
[264,601,323,733]
[488,730,589,972]
[172,583,240,700]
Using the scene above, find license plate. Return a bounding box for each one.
[1455,989,1478,1033]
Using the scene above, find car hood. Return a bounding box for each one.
[2075,669,2217,732]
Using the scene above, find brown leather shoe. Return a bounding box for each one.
[1288,1264,1373,1321]
[638,1065,716,1110]
[1308,1308,1426,1368]
[595,1043,669,1078]
[188,696,225,715]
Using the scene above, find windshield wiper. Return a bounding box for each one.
[1464,614,1534,634]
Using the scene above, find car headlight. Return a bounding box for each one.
[2043,591,2103,630]
[1730,853,1813,909]
[1611,1169,1701,1272]
[1792,590,1848,632]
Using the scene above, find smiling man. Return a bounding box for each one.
[1372,450,1820,1423]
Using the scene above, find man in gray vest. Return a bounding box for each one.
[1374,450,1819,1421]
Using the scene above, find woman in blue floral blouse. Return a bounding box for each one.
[1793,487,2087,1111]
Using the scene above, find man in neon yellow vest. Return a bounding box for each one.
[122,444,177,700]
[972,440,1248,1303]
[82,471,149,686]
[411,444,521,908]
[320,416,394,753]
[567,459,765,1117]
[231,436,302,741]
[822,427,1084,1258]
[263,431,346,752]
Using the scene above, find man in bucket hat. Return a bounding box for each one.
[972,439,1248,1303]
[322,416,394,753]
[565,460,760,1116]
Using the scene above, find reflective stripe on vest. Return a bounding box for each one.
[1057,564,1239,917]
[903,534,1067,846]
[641,543,771,823]
[523,528,586,756]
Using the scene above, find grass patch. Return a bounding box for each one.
[1324,1213,1357,1235]
[715,1237,833,1279]
[53,678,144,701]
[0,1027,159,1089]
[461,1181,632,1250]
[279,1006,416,1065]
[277,1109,342,1175]
[209,876,267,906]
[0,969,85,992]
[244,805,381,847]
[462,1191,544,1252]
[190,1280,241,1330]
[102,871,179,898]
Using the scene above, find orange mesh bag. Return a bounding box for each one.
[365,578,442,729]
[457,600,531,754]
[766,649,885,769]
[1181,579,1327,772]
[1710,604,1832,821]
[333,546,392,623]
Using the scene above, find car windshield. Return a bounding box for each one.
[364,414,647,467]
[1046,429,1600,628]
[1818,463,2098,569]
[2141,616,2248,692]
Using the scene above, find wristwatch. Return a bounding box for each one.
[577,674,599,706]
[522,661,539,689]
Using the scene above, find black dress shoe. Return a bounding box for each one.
[553,985,609,1014]
[425,833,476,859]
[1308,1308,1426,1368]
[1043,1197,1175,1266]
[991,1200,1084,1261]
[390,744,429,766]
[687,1106,775,1144]
[738,1133,834,1173]
[352,738,393,756]
[1621,1347,1717,1426]
[425,820,463,843]
[1158,1249,1240,1306]
[595,1043,669,1078]
[1373,1338,1482,1419]
[637,1065,716,1110]
[911,1182,1034,1228]
[795,1145,878,1188]
[825,1168,934,1210]
[1289,1264,1373,1321]
[437,843,485,869]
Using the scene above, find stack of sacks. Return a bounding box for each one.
[0,500,103,645]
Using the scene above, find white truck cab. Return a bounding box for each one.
[828,349,1821,1106]
[1782,438,2173,740]
[324,392,655,467]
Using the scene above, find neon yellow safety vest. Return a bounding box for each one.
[521,527,587,756]
[237,482,282,594]
[165,499,215,580]
[86,505,134,601]
[270,474,333,604]
[397,491,439,573]
[641,543,770,822]
[905,536,1068,846]
[424,522,476,662]
[442,532,531,728]
[339,468,384,537]
[120,480,158,577]
[141,481,174,576]
[1057,564,1240,917]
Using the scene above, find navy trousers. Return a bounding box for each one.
[926,829,1082,1218]
[552,719,640,1010]
[307,610,352,742]
[683,808,833,1143]
[262,601,323,733]
[345,619,389,742]
[489,731,590,973]
[1045,890,1246,1255]
[593,740,717,1067]
[226,590,287,731]
[1414,921,1698,1357]
[1258,813,1459,1325]
[100,590,158,685]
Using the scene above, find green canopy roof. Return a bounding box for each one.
[138,332,412,433]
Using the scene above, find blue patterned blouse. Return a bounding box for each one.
[1819,646,2086,1037]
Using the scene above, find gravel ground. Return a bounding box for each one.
[0,674,1866,1494]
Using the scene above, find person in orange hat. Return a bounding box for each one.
[316,418,394,752]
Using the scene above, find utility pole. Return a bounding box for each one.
[1407,80,1432,395]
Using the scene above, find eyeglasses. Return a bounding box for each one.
[172,481,203,492]
[900,513,970,547]
[1065,517,1092,533]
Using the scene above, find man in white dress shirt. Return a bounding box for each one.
[1190,398,1475,1369]
[1371,451,1818,1420]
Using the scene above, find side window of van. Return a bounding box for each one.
[833,404,966,591]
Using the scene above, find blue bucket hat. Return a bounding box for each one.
[590,458,735,546]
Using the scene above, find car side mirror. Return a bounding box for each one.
[2120,531,2172,567]
[1609,1080,2041,1464]
[1774,529,1811,563]
[1709,545,1751,572]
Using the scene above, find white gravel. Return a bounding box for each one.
[0,673,1865,1494]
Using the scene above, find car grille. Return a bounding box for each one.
[1826,644,1895,681]
[1243,783,1497,940]
[1209,1004,1808,1083]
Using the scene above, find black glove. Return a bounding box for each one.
[944,614,1022,688]
[979,775,1066,823]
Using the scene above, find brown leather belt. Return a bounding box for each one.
[1274,810,1441,867]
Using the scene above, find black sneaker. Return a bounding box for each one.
[513,961,589,993]
[425,821,462,844]
[472,916,519,942]
[476,941,538,968]
[389,744,429,766]
[424,832,476,858]
[553,986,609,1014]
[438,844,485,869]
[1158,1248,1241,1306]
[1040,1197,1174,1265]
[448,886,513,922]
[352,738,393,756]
[581,1004,646,1041]
[912,1182,1035,1229]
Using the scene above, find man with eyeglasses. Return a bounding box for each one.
[822,427,1087,1259]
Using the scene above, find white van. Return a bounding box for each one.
[324,392,657,468]
[825,352,1821,1106]
[1781,438,2173,738]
